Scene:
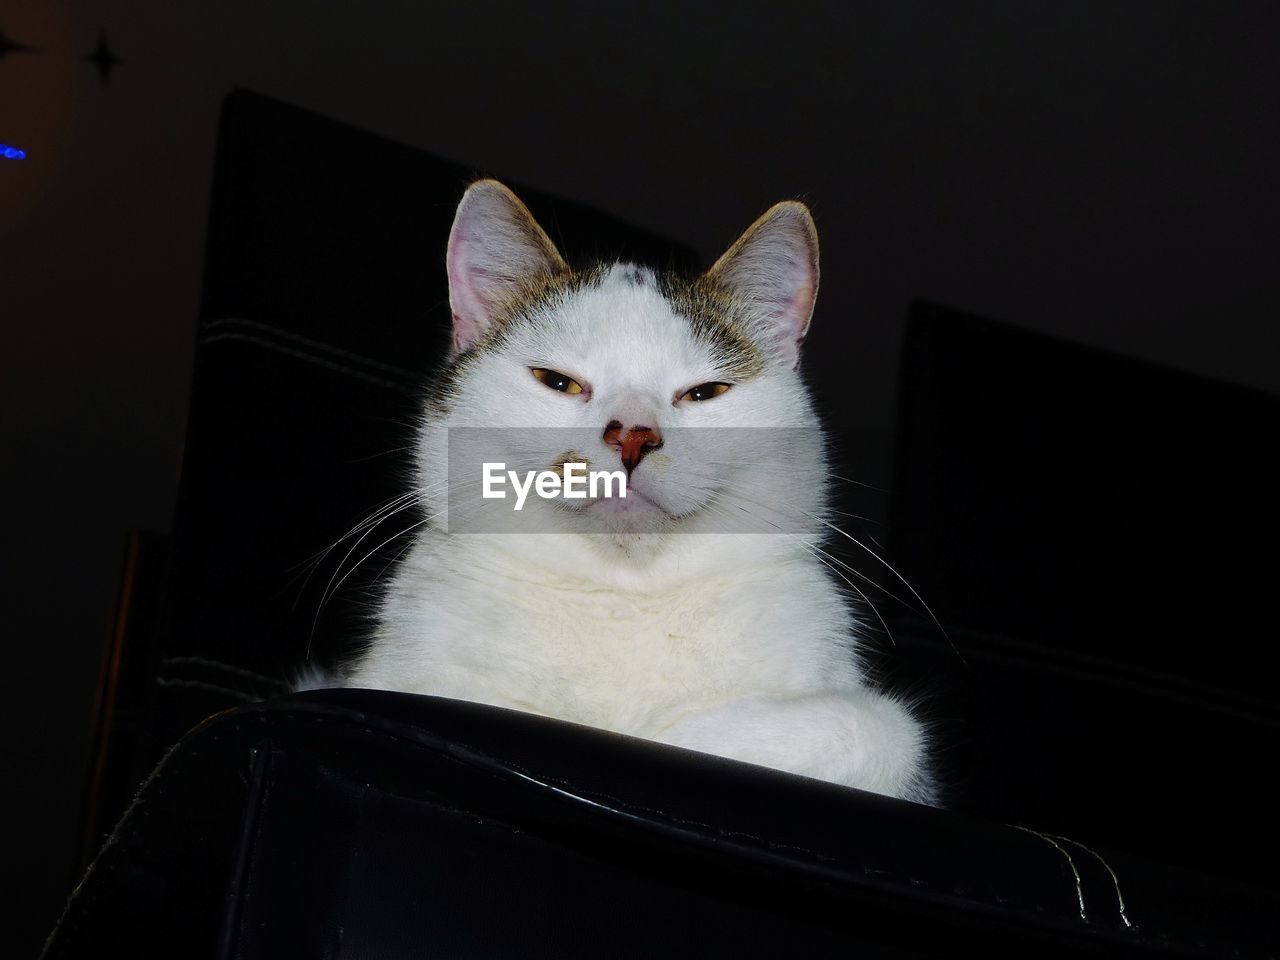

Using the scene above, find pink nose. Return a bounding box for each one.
[603,420,663,472]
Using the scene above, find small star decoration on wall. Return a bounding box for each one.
[0,28,40,60]
[85,30,122,85]
[0,26,125,87]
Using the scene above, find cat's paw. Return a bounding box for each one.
[656,688,932,802]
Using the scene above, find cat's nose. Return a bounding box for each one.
[602,420,663,473]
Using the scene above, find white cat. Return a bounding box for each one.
[341,180,935,804]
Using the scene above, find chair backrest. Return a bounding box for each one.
[154,90,697,746]
[885,300,1280,887]
[891,301,1278,696]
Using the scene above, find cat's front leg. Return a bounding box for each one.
[654,688,935,804]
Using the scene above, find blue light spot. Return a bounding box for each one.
[1,144,27,160]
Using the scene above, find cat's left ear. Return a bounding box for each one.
[446,179,568,356]
[705,201,819,367]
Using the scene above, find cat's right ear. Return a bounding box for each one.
[446,180,568,356]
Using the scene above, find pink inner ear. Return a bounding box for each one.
[783,288,816,359]
[449,316,472,356]
[445,232,509,358]
[446,234,493,356]
[775,256,817,334]
[710,203,819,367]
[743,236,818,364]
[444,183,564,356]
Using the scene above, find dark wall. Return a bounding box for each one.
[2,1,1277,950]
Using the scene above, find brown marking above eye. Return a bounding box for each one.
[531,367,585,395]
[677,382,732,403]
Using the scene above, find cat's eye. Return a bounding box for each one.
[531,367,585,395]
[678,382,732,403]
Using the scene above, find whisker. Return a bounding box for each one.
[308,478,489,646]
[676,467,952,657]
[313,496,424,616]
[288,490,420,576]
[309,515,432,651]
[699,496,898,649]
[812,516,962,662]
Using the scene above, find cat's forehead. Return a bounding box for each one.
[549,265,699,353]
[507,263,764,379]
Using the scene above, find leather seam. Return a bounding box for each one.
[160,656,291,692]
[155,675,259,703]
[199,331,421,395]
[201,317,423,380]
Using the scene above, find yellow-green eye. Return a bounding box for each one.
[531,367,584,395]
[679,382,731,403]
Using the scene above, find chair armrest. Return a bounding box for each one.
[45,690,1279,958]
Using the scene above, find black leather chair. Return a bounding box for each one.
[46,92,1280,958]
[43,690,1280,958]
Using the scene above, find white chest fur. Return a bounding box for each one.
[351,532,859,737]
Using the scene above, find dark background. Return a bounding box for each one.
[2,1,1277,952]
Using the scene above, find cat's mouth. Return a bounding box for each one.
[584,483,664,515]
[539,458,714,532]
[570,478,692,533]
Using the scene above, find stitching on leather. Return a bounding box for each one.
[203,317,423,380]
[224,747,272,960]
[42,737,187,957]
[1049,833,1134,930]
[160,656,290,691]
[199,332,420,395]
[155,676,259,703]
[1010,825,1088,924]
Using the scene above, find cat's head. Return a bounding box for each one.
[419,180,829,564]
